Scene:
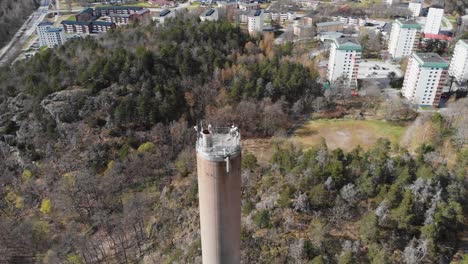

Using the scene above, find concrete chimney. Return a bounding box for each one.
[196,125,241,264]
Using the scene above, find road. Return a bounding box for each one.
[0,0,50,67]
[0,0,192,67]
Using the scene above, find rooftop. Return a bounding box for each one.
[202,9,216,17]
[333,37,362,51]
[159,9,171,17]
[239,2,259,6]
[95,6,143,10]
[413,53,449,68]
[38,21,54,27]
[395,18,421,29]
[316,21,343,27]
[79,8,93,14]
[136,8,149,15]
[196,126,241,161]
[247,9,263,17]
[46,27,63,33]
[61,20,91,26]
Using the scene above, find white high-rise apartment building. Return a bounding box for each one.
[248,10,264,35]
[402,53,448,106]
[37,22,67,48]
[408,2,422,17]
[449,39,468,84]
[388,19,421,59]
[327,37,362,87]
[423,7,444,34]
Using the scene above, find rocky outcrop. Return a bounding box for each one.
[40,88,90,125]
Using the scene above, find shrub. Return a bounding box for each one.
[137,142,156,153]
[253,210,271,228]
[40,198,52,215]
[67,253,84,264]
[310,255,324,264]
[242,200,255,214]
[242,151,258,170]
[277,184,295,208]
[22,169,33,181]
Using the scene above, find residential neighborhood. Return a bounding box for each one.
[1,0,467,109]
[0,0,467,263]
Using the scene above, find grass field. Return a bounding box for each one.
[292,119,406,151]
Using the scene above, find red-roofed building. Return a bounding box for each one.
[422,33,453,41]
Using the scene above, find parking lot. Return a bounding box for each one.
[358,60,403,79]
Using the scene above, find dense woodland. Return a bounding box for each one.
[0,0,40,48]
[0,15,466,263]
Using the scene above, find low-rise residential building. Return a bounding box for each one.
[335,16,367,27]
[316,21,344,32]
[298,0,319,9]
[108,14,132,25]
[449,39,468,84]
[327,37,362,86]
[248,10,264,35]
[293,24,314,38]
[424,7,444,34]
[302,16,313,26]
[61,20,92,34]
[37,22,67,48]
[200,9,219,22]
[402,52,448,106]
[408,1,422,17]
[106,9,149,25]
[239,2,260,11]
[217,0,238,10]
[153,9,175,24]
[388,19,421,59]
[92,21,116,33]
[270,11,296,23]
[93,6,143,17]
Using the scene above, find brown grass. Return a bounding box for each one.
[292,119,406,151]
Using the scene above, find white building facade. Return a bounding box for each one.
[449,39,468,84]
[408,2,422,17]
[423,7,444,34]
[327,37,362,87]
[402,53,448,106]
[37,22,66,48]
[388,19,421,59]
[248,10,264,35]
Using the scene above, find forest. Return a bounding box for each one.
[0,0,40,48]
[0,14,466,263]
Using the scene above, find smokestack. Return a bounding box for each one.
[196,125,242,264]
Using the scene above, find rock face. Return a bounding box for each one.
[41,88,90,124]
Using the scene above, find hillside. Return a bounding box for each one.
[0,16,466,263]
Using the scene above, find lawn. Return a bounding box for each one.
[292,119,406,151]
